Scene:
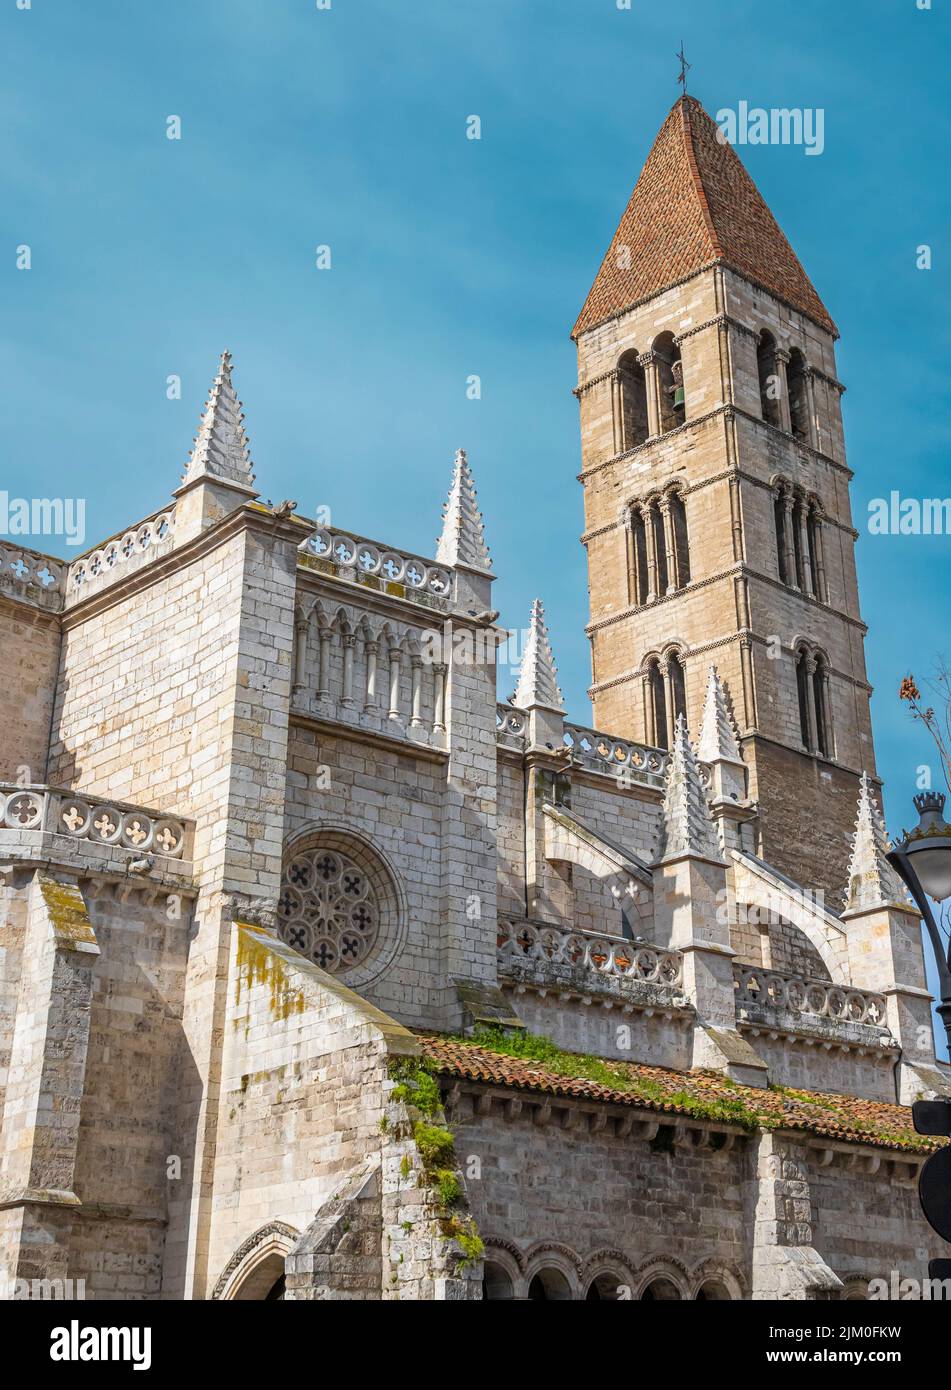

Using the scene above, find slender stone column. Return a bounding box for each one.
[644,503,659,601]
[625,511,637,604]
[774,348,792,433]
[797,501,814,596]
[432,663,447,732]
[340,633,356,707]
[818,666,834,756]
[811,514,827,601]
[364,640,379,710]
[660,495,676,592]
[410,657,423,728]
[804,369,819,449]
[641,672,653,745]
[803,654,818,752]
[293,613,308,696]
[610,371,622,454]
[387,648,402,721]
[661,660,675,750]
[639,352,661,437]
[317,627,333,700]
[782,492,797,589]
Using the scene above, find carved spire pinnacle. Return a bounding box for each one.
[511,599,564,713]
[657,714,722,862]
[697,665,742,764]
[845,772,906,911]
[435,448,492,571]
[181,350,256,490]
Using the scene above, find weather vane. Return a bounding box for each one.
[676,41,690,95]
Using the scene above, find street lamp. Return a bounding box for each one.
[887,791,951,1051]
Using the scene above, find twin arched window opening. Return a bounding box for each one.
[795,644,834,759]
[614,333,684,453]
[630,488,690,606]
[773,483,826,600]
[757,331,812,443]
[644,650,687,752]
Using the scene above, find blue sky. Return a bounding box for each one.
[3,1,950,1047]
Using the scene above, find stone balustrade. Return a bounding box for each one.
[66,510,175,599]
[299,528,453,613]
[0,784,190,860]
[562,722,668,788]
[0,542,66,611]
[495,703,527,749]
[498,917,684,989]
[733,965,888,1032]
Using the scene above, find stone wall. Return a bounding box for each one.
[448,1080,937,1300]
[575,256,873,905]
[0,598,60,783]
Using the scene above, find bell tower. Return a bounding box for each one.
[573,95,875,901]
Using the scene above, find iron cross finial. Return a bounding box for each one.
[676,41,690,95]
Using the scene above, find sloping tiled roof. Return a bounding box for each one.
[420,1034,940,1154]
[572,95,836,339]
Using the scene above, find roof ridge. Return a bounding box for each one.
[679,97,723,259]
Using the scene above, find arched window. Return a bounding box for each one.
[652,503,669,595]
[813,653,833,758]
[807,504,825,600]
[631,505,650,604]
[647,658,667,749]
[669,651,687,729]
[630,490,690,605]
[757,330,782,428]
[646,651,687,750]
[617,350,648,451]
[794,645,834,759]
[653,332,684,433]
[669,489,690,587]
[774,488,790,585]
[787,348,811,442]
[795,646,812,749]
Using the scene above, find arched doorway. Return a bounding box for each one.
[231,1252,287,1301]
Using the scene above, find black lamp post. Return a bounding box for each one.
[887,791,951,1052]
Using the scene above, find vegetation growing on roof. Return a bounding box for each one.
[437,1029,938,1152]
[386,1058,484,1270]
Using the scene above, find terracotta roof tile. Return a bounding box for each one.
[572,96,836,339]
[419,1034,941,1155]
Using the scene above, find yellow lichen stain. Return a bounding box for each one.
[298,554,334,577]
[234,926,306,1022]
[39,877,97,946]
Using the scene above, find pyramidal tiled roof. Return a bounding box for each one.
[573,95,836,339]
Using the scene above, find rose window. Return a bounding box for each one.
[277,848,380,974]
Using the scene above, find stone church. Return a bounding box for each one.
[1,94,948,1302]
